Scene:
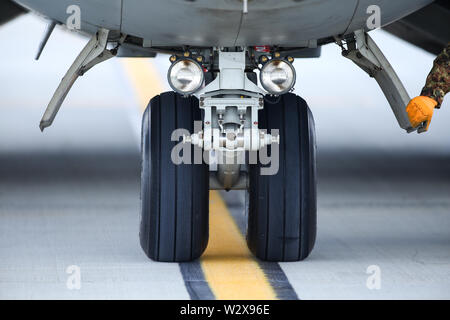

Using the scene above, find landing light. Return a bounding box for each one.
[168,59,204,95]
[260,59,296,95]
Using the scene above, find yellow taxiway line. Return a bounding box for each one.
[202,192,276,300]
[121,57,277,300]
[121,58,165,109]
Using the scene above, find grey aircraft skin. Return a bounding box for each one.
[12,0,433,47]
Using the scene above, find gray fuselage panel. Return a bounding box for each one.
[14,0,434,47]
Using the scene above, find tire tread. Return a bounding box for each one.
[140,92,209,262]
[247,93,317,262]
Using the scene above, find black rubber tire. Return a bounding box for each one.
[140,92,209,262]
[247,93,317,262]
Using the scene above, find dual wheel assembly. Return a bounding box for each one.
[140,91,317,262]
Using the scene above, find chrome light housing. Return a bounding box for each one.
[168,58,204,95]
[260,59,296,95]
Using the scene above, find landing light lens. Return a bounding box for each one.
[168,59,204,95]
[260,60,296,95]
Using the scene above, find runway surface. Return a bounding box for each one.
[1,15,449,299]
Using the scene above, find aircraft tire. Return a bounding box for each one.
[247,93,317,261]
[140,92,209,262]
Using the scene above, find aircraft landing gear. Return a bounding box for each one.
[140,47,317,262]
[139,93,317,262]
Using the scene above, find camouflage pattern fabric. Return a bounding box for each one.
[421,42,450,108]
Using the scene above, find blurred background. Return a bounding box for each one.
[0,14,449,299]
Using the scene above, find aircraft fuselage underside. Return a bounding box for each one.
[14,0,432,47]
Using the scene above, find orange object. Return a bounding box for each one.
[406,96,438,132]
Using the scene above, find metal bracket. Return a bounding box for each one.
[194,50,265,98]
[39,28,122,131]
[190,89,277,152]
[341,30,416,133]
